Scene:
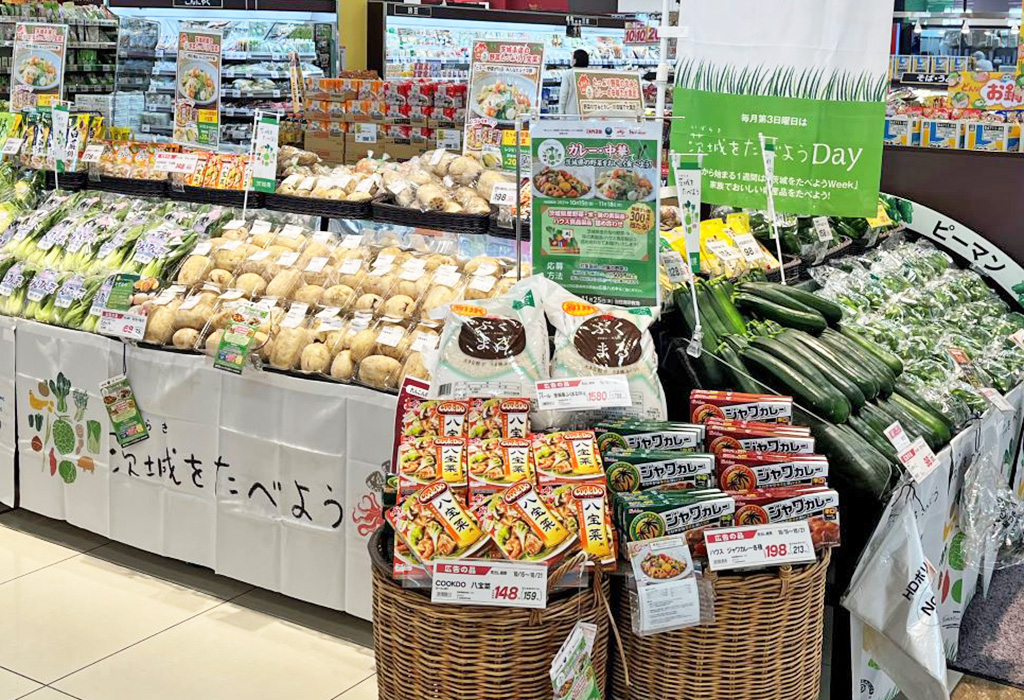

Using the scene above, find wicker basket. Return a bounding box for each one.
[370,529,612,700]
[611,549,830,700]
[168,186,260,208]
[44,170,88,191]
[372,196,490,234]
[265,192,374,220]
[90,175,168,197]
[766,254,803,283]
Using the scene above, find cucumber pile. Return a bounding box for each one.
[675,277,953,483]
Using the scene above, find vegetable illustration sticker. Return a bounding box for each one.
[27,371,100,483]
[100,374,148,448]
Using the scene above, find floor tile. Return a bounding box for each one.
[0,525,79,584]
[0,512,108,554]
[87,543,252,601]
[337,675,376,699]
[953,677,1024,699]
[55,601,376,700]
[231,588,373,649]
[0,556,224,683]
[0,668,39,700]
[17,689,80,700]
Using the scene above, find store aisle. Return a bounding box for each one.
[0,511,377,700]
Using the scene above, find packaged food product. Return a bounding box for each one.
[397,436,468,493]
[544,282,666,424]
[595,420,704,453]
[533,431,603,482]
[399,398,469,441]
[705,421,815,455]
[614,490,736,557]
[716,450,829,490]
[730,487,840,549]
[387,480,487,568]
[704,418,811,436]
[429,282,549,402]
[466,397,530,439]
[479,480,576,565]
[689,390,793,424]
[603,450,716,492]
[543,482,617,567]
[468,437,535,490]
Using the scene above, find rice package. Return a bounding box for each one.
[428,282,548,403]
[544,283,666,425]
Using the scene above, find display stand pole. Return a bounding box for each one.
[515,115,524,281]
[758,133,787,285]
[671,152,705,357]
[654,0,672,120]
[241,108,261,221]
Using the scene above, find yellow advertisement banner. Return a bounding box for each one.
[948,71,1024,110]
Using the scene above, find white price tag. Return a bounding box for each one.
[1010,329,1024,351]
[342,234,363,249]
[705,238,741,261]
[218,239,243,251]
[276,251,300,267]
[81,143,105,163]
[355,123,378,143]
[355,176,376,193]
[99,310,147,341]
[192,241,212,256]
[535,375,632,412]
[433,269,462,288]
[400,265,425,282]
[376,325,405,348]
[705,522,816,571]
[898,436,939,483]
[374,254,396,268]
[980,387,1015,414]
[1,137,24,156]
[490,182,517,206]
[662,250,687,283]
[178,295,204,311]
[884,421,912,452]
[224,219,247,230]
[312,230,332,244]
[731,233,763,262]
[247,250,271,262]
[429,149,446,166]
[251,220,273,236]
[154,151,200,174]
[387,179,408,196]
[812,217,834,242]
[340,259,363,275]
[436,129,461,150]
[411,331,440,353]
[219,290,244,301]
[304,256,329,273]
[315,306,341,320]
[431,560,547,609]
[468,275,496,293]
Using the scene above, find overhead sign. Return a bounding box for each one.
[625,21,659,46]
[173,0,224,7]
[948,72,1024,110]
[670,0,892,217]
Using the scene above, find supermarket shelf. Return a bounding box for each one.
[0,16,117,26]
[143,106,172,114]
[117,48,315,61]
[139,124,172,134]
[67,64,118,72]
[66,85,115,93]
[69,41,117,50]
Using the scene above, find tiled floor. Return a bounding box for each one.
[3,509,1024,700]
[0,510,377,700]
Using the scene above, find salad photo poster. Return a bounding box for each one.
[174,29,222,149]
[463,40,544,171]
[531,120,661,307]
[9,22,67,113]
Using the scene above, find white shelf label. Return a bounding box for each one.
[980,387,1014,415]
[899,436,939,483]
[812,217,834,242]
[1,137,23,156]
[662,250,687,283]
[732,233,763,262]
[355,123,378,143]
[81,143,105,163]
[154,151,200,174]
[431,560,547,609]
[535,375,632,412]
[489,182,517,206]
[884,421,912,452]
[705,522,816,571]
[99,310,147,341]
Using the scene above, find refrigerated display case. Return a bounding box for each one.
[109,6,335,148]
[367,1,661,114]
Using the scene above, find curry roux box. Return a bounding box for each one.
[704,418,810,436]
[716,450,829,490]
[615,491,735,557]
[595,421,704,452]
[690,390,793,424]
[729,486,840,548]
[602,450,716,492]
[706,423,815,455]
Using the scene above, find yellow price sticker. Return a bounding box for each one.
[627,204,654,234]
[501,129,530,147]
[36,94,56,108]
[866,204,892,228]
[198,109,219,124]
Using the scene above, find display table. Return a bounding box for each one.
[0,317,395,621]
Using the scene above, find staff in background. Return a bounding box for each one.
[558,49,590,114]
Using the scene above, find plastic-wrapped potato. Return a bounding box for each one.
[330,349,355,381]
[346,191,373,202]
[395,187,415,208]
[172,328,200,350]
[476,170,514,201]
[422,254,458,271]
[177,255,212,286]
[235,273,267,297]
[221,226,249,241]
[204,329,224,356]
[266,268,303,299]
[252,331,272,361]
[382,294,416,319]
[430,151,457,177]
[492,276,516,298]
[463,257,502,276]
[300,240,332,260]
[213,244,256,273]
[358,355,402,390]
[208,268,233,287]
[273,233,305,252]
[267,244,296,255]
[393,273,431,300]
[416,183,447,211]
[293,284,325,305]
[349,328,378,362]
[270,327,310,369]
[444,202,465,214]
[448,155,484,186]
[143,306,177,345]
[250,232,276,248]
[354,293,382,313]
[300,342,332,373]
[463,196,491,215]
[421,284,457,315]
[376,325,411,361]
[463,274,498,301]
[407,169,434,187]
[400,351,430,384]
[338,268,366,290]
[453,186,478,206]
[322,284,356,308]
[173,303,215,331]
[360,271,395,297]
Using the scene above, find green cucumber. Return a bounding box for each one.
[748,336,851,418]
[733,292,828,334]
[894,383,954,435]
[739,345,847,422]
[695,281,730,339]
[678,287,726,388]
[847,413,899,463]
[736,281,821,316]
[717,338,763,394]
[820,330,895,397]
[785,330,880,401]
[795,406,894,494]
[839,326,903,376]
[866,400,920,440]
[889,392,951,447]
[774,285,844,325]
[857,402,893,435]
[880,397,943,452]
[774,332,866,410]
[708,279,747,335]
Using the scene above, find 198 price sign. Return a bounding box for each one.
[705,522,816,571]
[431,559,547,609]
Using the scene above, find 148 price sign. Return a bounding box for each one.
[431,559,547,609]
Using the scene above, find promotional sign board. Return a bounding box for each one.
[10,22,67,113]
[531,120,661,307]
[174,30,222,149]
[463,40,544,171]
[670,0,891,216]
[573,70,645,118]
[948,72,1024,110]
